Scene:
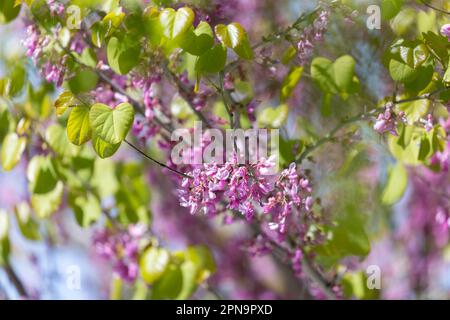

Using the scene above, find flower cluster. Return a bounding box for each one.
[297,10,330,66]
[23,24,67,87]
[92,224,147,282]
[373,102,406,136]
[178,156,313,236]
[47,0,64,16]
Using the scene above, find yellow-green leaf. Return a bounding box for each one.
[67,106,92,146]
[1,133,26,171]
[90,102,134,144]
[159,7,194,39]
[140,247,170,284]
[280,66,303,102]
[214,22,245,48]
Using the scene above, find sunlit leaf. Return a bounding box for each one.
[67,106,92,146]
[1,132,26,171]
[159,7,194,39]
[90,102,134,144]
[140,247,170,284]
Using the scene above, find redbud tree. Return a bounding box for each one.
[0,0,450,300]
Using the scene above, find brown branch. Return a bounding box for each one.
[3,262,28,299]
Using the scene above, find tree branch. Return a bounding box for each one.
[3,262,28,299]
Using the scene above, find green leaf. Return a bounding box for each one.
[279,138,302,167]
[342,272,380,299]
[103,7,125,37]
[318,207,371,259]
[27,156,58,194]
[0,209,9,241]
[381,0,404,20]
[31,181,63,218]
[381,162,408,205]
[0,0,21,24]
[151,264,183,299]
[389,59,419,83]
[215,22,245,48]
[234,36,254,60]
[333,55,357,93]
[388,127,423,165]
[68,194,102,227]
[90,102,134,144]
[179,22,214,56]
[78,48,98,68]
[54,91,77,116]
[175,245,216,299]
[417,134,431,161]
[311,56,359,95]
[390,8,416,36]
[92,133,121,158]
[257,104,289,128]
[68,69,99,94]
[195,44,227,74]
[0,210,10,266]
[396,97,430,124]
[280,67,303,102]
[423,31,449,65]
[14,202,41,241]
[107,36,140,75]
[140,247,170,284]
[0,103,11,142]
[1,133,26,171]
[417,9,436,35]
[46,124,75,157]
[159,7,194,39]
[67,106,92,146]
[444,59,450,86]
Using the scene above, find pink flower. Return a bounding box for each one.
[440,24,450,41]
[373,102,405,136]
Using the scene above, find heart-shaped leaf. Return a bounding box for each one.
[160,7,194,39]
[90,102,134,144]
[67,105,92,146]
[257,104,289,128]
[311,55,359,94]
[215,22,246,48]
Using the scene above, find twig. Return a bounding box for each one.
[420,0,450,15]
[162,64,213,128]
[295,110,374,164]
[124,139,191,179]
[3,262,28,299]
[393,87,450,105]
[218,72,234,128]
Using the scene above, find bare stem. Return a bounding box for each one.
[420,0,450,15]
[393,87,450,105]
[124,139,191,179]
[3,262,28,299]
[163,64,213,128]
